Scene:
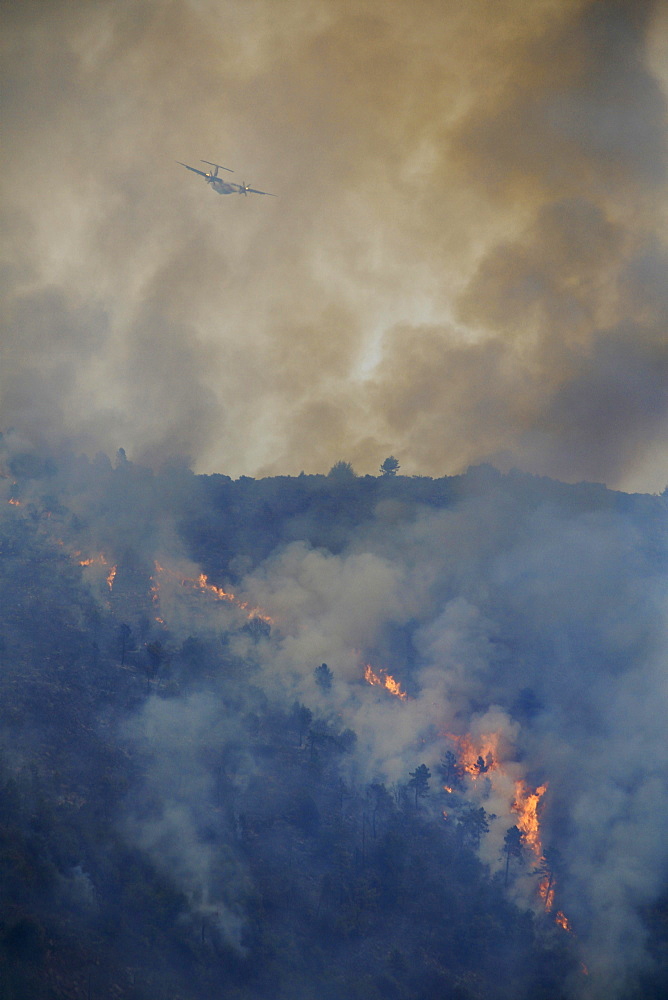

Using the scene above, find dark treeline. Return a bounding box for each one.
[1,438,667,999]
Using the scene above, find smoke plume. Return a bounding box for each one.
[2,0,668,490]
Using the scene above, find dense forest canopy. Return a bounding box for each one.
[1,433,667,1000]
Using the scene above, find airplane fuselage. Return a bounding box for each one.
[208,177,238,194]
[178,161,274,197]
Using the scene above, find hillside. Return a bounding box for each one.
[1,439,667,999]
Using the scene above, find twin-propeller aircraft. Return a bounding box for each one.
[178,159,276,197]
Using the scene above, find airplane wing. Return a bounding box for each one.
[177,161,209,178]
[201,160,234,173]
[246,188,277,196]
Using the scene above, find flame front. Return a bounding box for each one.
[447,732,501,777]
[539,876,556,912]
[150,563,274,627]
[364,664,407,700]
[77,552,116,590]
[512,780,547,859]
[447,730,571,929]
[193,572,274,624]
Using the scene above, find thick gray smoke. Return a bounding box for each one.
[2,0,668,490]
[91,463,667,1000]
[3,0,668,993]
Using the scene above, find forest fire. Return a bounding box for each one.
[191,572,274,625]
[150,563,274,626]
[364,663,408,700]
[539,874,556,912]
[512,780,547,859]
[447,730,569,927]
[446,731,501,777]
[78,553,117,590]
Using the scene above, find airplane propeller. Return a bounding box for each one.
[178,160,275,196]
[238,181,276,197]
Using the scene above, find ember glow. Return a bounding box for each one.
[149,564,164,623]
[150,563,274,627]
[446,730,569,927]
[539,875,556,913]
[77,552,117,590]
[191,572,274,625]
[446,732,501,777]
[78,555,108,568]
[364,663,408,700]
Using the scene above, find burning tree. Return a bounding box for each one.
[535,846,564,912]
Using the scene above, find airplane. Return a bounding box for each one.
[177,160,276,196]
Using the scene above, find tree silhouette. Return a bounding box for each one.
[457,805,490,849]
[291,701,313,747]
[408,764,431,808]
[327,460,356,479]
[314,662,333,691]
[503,826,524,886]
[380,456,400,476]
[535,846,564,910]
[118,623,132,666]
[438,749,464,791]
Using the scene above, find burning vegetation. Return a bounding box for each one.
[441,730,572,932]
[1,441,667,999]
[364,663,408,700]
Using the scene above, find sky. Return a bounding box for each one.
[2,0,668,491]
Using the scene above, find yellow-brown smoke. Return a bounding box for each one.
[2,1,668,490]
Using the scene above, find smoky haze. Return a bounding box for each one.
[2,0,668,491]
[3,446,666,997]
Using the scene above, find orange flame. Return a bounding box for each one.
[191,572,274,625]
[539,877,556,912]
[448,731,573,931]
[512,780,547,859]
[77,552,116,591]
[445,732,500,777]
[151,564,274,626]
[8,498,22,506]
[364,664,407,700]
[79,555,108,568]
